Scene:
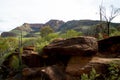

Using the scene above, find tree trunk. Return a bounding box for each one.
[107,22,110,37]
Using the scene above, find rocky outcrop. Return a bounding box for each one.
[41,36,100,78]
[13,23,33,32]
[43,36,98,56]
[22,67,51,80]
[29,19,64,32]
[21,57,120,80]
[42,36,120,78]
[2,36,120,80]
[29,23,44,32]
[22,54,43,68]
[22,46,45,67]
[65,56,118,76]
[97,36,120,57]
[45,19,64,31]
[21,65,72,80]
[2,46,43,68]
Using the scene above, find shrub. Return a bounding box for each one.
[81,68,99,80]
[60,29,82,39]
[10,56,20,70]
[105,62,120,80]
[36,41,49,53]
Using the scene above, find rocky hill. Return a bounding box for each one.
[58,20,120,32]
[16,20,64,32]
[1,19,64,37]
[45,19,65,31]
[1,19,120,37]
[12,23,33,32]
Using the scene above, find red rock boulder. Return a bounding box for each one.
[43,36,98,56]
[98,36,120,57]
[65,56,120,76]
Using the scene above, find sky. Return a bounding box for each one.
[0,0,120,33]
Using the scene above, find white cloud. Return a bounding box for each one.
[0,0,120,32]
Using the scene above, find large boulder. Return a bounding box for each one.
[21,46,46,67]
[65,56,120,76]
[98,36,120,58]
[22,54,44,67]
[43,36,98,56]
[2,46,45,68]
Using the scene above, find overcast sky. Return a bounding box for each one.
[0,0,120,32]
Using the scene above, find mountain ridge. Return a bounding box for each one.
[1,19,120,37]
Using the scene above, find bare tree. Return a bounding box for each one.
[100,5,120,36]
[99,0,103,21]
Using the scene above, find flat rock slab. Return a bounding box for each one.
[43,36,98,56]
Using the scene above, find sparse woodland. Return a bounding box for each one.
[0,23,120,80]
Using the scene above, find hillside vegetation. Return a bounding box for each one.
[1,19,120,37]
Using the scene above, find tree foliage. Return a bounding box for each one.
[40,26,54,37]
[60,29,82,39]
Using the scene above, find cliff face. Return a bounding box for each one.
[29,23,44,32]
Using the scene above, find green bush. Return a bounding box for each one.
[43,32,60,42]
[40,26,54,37]
[10,56,20,70]
[22,37,36,46]
[36,41,49,53]
[0,37,18,66]
[80,62,120,80]
[110,31,120,36]
[105,62,120,80]
[81,68,99,80]
[60,29,82,39]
